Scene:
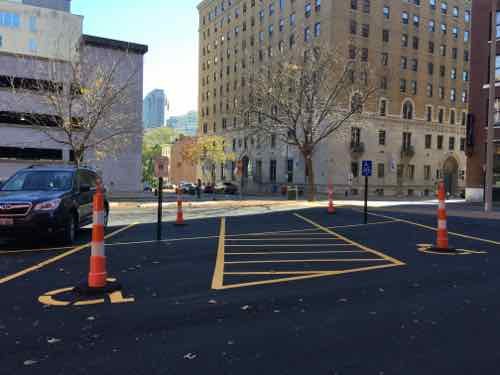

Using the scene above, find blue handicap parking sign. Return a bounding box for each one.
[362,160,372,177]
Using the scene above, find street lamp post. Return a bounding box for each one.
[486,0,497,212]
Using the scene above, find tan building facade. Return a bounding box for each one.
[197,0,471,197]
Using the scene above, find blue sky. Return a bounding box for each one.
[72,0,200,117]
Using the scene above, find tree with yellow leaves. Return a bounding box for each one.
[182,135,236,184]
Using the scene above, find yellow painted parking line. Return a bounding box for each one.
[225,271,332,275]
[226,250,365,255]
[225,237,341,241]
[327,220,401,230]
[37,287,74,306]
[226,243,350,247]
[225,228,322,237]
[74,298,105,306]
[363,210,500,247]
[0,223,138,285]
[225,258,387,264]
[211,217,226,290]
[217,263,400,290]
[0,245,75,255]
[294,213,405,266]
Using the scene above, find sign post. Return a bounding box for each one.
[361,160,372,224]
[154,156,169,241]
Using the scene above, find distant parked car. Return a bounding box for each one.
[203,184,215,194]
[215,182,238,195]
[180,183,196,195]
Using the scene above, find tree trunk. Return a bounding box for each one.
[304,153,316,201]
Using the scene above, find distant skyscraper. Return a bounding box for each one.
[167,111,198,136]
[143,89,166,129]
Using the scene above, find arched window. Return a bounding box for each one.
[402,100,413,119]
[351,93,363,113]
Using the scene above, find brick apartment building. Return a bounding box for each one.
[198,0,472,197]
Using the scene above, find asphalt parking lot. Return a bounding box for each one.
[1,206,500,374]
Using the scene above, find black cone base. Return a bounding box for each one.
[75,280,122,296]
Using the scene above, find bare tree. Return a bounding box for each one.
[4,39,142,167]
[237,43,379,200]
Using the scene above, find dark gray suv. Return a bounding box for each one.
[0,166,109,244]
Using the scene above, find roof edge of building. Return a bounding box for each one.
[82,35,148,55]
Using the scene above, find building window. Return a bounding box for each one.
[465,10,471,23]
[426,106,433,121]
[305,3,312,17]
[382,29,390,42]
[351,162,359,178]
[379,100,387,116]
[403,132,412,150]
[28,39,37,53]
[402,11,409,24]
[271,134,276,148]
[403,101,413,119]
[428,41,434,54]
[351,127,361,145]
[424,165,431,180]
[351,0,357,10]
[350,19,357,34]
[437,135,443,149]
[362,0,370,13]
[383,5,390,18]
[314,22,321,37]
[29,16,37,32]
[287,159,294,182]
[377,163,385,178]
[464,30,469,42]
[460,138,466,151]
[407,165,415,180]
[401,34,408,47]
[425,134,432,149]
[400,79,406,93]
[410,80,417,95]
[449,137,455,150]
[441,2,447,14]
[379,130,386,145]
[304,26,311,42]
[450,88,456,103]
[381,52,389,65]
[450,109,456,124]
[361,24,369,37]
[438,108,444,123]
[428,20,435,32]
[0,12,20,28]
[270,160,277,182]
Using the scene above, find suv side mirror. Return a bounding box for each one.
[80,184,91,193]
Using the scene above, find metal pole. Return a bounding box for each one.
[364,176,368,224]
[486,0,497,212]
[157,177,163,241]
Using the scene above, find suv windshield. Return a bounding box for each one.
[1,171,74,191]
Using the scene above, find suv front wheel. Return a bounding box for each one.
[62,213,78,245]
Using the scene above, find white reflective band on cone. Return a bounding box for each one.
[93,211,105,226]
[91,241,105,256]
[438,220,447,230]
[439,202,445,210]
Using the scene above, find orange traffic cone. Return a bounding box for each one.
[432,181,454,252]
[327,189,335,214]
[78,181,120,294]
[174,189,186,226]
[88,184,107,288]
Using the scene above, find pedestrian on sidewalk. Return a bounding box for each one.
[196,179,202,199]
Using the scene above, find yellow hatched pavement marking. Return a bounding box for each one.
[211,215,404,290]
[294,213,405,266]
